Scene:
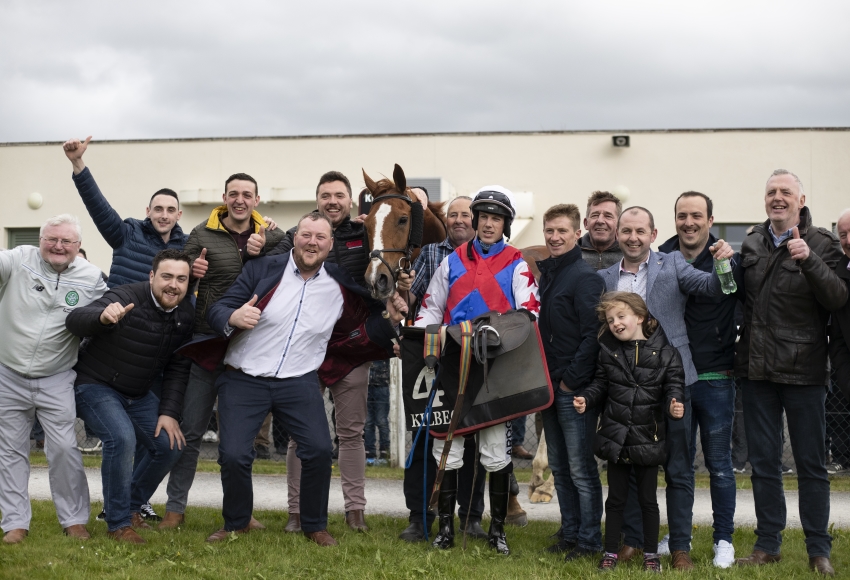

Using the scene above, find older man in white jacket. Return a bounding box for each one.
[0,215,106,544]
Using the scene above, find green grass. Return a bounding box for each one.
[29,453,850,491]
[1,501,848,579]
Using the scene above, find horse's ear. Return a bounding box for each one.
[393,164,407,193]
[363,169,378,194]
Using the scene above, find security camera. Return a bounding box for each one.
[612,135,630,148]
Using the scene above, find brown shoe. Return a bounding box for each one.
[512,445,534,460]
[671,550,695,570]
[63,524,91,540]
[284,513,301,533]
[505,494,528,527]
[157,511,184,530]
[304,529,338,546]
[1,528,27,544]
[107,526,146,544]
[618,544,641,563]
[345,509,368,532]
[248,516,265,531]
[130,512,152,530]
[810,557,836,577]
[735,550,781,566]
[205,525,250,543]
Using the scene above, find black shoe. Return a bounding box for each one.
[564,545,597,561]
[487,472,511,555]
[139,503,162,522]
[255,445,271,460]
[432,470,458,550]
[96,510,106,521]
[545,537,576,554]
[399,521,430,543]
[461,518,488,540]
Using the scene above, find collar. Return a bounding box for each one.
[440,236,458,250]
[767,221,798,247]
[538,244,582,273]
[579,232,619,253]
[288,249,325,281]
[473,236,505,258]
[206,205,266,234]
[150,289,178,313]
[619,251,651,273]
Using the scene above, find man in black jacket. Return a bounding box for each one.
[67,249,195,544]
[657,191,739,568]
[828,210,850,471]
[536,204,605,560]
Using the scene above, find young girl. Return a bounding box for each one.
[574,291,685,573]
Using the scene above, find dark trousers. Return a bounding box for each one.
[217,369,332,533]
[742,379,831,557]
[604,463,659,554]
[403,431,485,524]
[826,384,850,465]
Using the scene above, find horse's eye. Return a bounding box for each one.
[399,216,409,225]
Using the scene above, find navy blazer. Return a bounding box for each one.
[598,250,721,386]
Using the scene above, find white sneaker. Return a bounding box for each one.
[713,540,735,568]
[202,430,219,443]
[658,534,670,556]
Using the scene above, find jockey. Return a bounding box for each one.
[414,186,540,555]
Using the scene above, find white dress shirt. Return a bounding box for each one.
[224,253,345,378]
[617,253,651,299]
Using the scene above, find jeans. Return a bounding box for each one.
[741,379,831,558]
[75,383,182,532]
[541,388,603,551]
[365,386,390,457]
[623,383,693,552]
[219,369,332,532]
[511,414,527,448]
[689,378,736,544]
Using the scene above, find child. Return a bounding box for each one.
[574,291,685,573]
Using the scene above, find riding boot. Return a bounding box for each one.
[488,471,511,555]
[432,470,457,549]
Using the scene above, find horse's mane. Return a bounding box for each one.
[371,178,446,224]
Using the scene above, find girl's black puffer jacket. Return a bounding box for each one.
[582,325,685,466]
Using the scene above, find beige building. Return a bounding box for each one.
[1,128,847,274]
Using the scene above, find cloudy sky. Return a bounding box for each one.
[1,1,848,142]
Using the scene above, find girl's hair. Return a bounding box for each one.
[596,291,659,338]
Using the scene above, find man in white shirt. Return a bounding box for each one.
[201,213,405,546]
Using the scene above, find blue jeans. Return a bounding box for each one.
[365,386,390,457]
[541,388,603,551]
[741,379,831,557]
[689,378,736,544]
[75,383,183,532]
[623,383,694,552]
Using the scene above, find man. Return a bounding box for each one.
[0,215,107,544]
[159,173,283,529]
[63,137,188,287]
[537,204,605,561]
[263,171,384,532]
[414,186,541,555]
[397,196,490,543]
[828,209,850,471]
[734,170,847,576]
[66,249,195,544]
[657,191,739,568]
[580,191,623,271]
[598,206,733,569]
[202,213,404,545]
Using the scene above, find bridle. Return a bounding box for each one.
[367,192,424,284]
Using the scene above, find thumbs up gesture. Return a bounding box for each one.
[573,396,586,414]
[787,226,810,261]
[192,248,209,279]
[246,226,266,257]
[670,398,684,419]
[100,302,134,325]
[228,295,261,329]
[62,136,91,174]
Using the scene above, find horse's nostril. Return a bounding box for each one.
[377,274,389,291]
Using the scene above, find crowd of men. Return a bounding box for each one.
[0,137,847,576]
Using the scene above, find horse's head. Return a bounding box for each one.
[363,164,424,300]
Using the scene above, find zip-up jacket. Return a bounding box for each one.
[71,167,188,287]
[66,282,195,419]
[184,206,284,336]
[579,233,622,272]
[0,246,107,377]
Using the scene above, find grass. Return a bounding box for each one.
[1,501,848,579]
[29,453,850,492]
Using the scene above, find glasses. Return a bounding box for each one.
[40,237,80,248]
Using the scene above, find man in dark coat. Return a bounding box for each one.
[828,209,850,475]
[579,191,623,271]
[67,249,195,544]
[537,204,605,560]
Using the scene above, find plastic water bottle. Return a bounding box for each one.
[714,257,737,294]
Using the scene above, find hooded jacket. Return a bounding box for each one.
[582,326,685,466]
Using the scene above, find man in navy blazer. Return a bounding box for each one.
[597,206,733,568]
[196,213,405,546]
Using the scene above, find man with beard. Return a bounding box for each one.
[67,250,195,544]
[580,191,623,271]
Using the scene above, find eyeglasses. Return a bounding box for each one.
[40,237,80,248]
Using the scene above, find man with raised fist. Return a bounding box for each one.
[66,249,195,544]
[734,170,847,576]
[159,173,283,530]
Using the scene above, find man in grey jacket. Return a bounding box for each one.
[597,206,732,569]
[0,215,107,544]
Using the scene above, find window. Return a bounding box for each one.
[7,228,40,249]
[710,223,754,252]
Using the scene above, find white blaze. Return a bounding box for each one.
[369,203,392,286]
